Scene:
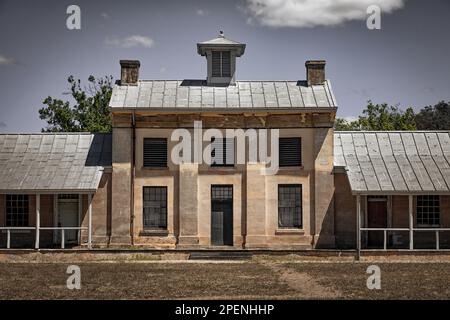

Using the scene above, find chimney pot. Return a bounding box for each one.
[305,60,326,86]
[120,60,140,85]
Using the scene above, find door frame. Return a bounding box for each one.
[210,185,233,246]
[366,196,388,247]
[53,194,81,245]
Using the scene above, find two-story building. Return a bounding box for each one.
[1,33,449,253]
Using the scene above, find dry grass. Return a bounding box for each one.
[0,261,448,300]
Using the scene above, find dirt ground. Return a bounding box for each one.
[0,260,449,300]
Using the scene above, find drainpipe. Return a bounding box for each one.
[130,112,136,246]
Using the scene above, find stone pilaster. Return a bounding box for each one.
[177,163,199,246]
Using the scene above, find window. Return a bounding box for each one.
[143,138,167,168]
[417,195,440,226]
[211,137,234,167]
[279,137,302,167]
[143,187,167,230]
[278,185,302,228]
[212,51,231,77]
[6,195,29,227]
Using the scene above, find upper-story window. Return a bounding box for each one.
[6,194,29,227]
[279,137,302,167]
[417,195,440,227]
[211,137,234,167]
[212,51,231,77]
[143,138,167,168]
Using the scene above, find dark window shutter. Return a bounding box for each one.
[212,51,221,77]
[211,138,234,167]
[143,138,167,168]
[221,51,231,77]
[279,137,301,167]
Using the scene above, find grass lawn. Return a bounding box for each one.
[0,260,449,299]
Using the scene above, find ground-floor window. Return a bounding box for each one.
[143,187,167,230]
[416,195,440,227]
[6,194,29,227]
[278,185,302,228]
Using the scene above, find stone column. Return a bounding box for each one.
[313,127,335,248]
[177,163,199,246]
[110,127,132,245]
[244,163,267,248]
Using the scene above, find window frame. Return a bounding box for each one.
[5,194,30,227]
[143,138,168,168]
[416,195,440,227]
[279,137,302,167]
[142,186,168,231]
[277,184,302,229]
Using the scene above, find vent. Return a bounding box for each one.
[212,51,231,77]
[143,138,167,168]
[279,138,302,167]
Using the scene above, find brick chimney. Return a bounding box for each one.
[305,60,326,86]
[120,60,140,85]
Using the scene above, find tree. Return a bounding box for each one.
[39,75,113,133]
[415,101,450,130]
[335,101,417,131]
[334,117,361,131]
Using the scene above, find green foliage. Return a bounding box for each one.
[335,101,417,131]
[39,75,113,133]
[415,101,450,130]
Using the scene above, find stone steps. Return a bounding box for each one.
[188,251,253,260]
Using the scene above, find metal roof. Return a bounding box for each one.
[0,133,111,193]
[334,131,450,194]
[109,80,337,111]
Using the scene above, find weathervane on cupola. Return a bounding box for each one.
[197,31,246,86]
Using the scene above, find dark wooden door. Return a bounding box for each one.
[367,197,388,247]
[211,186,233,246]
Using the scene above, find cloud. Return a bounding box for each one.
[104,35,154,48]
[0,54,15,65]
[196,9,209,16]
[243,0,407,28]
[0,121,6,128]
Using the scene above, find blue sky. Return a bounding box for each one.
[0,0,449,132]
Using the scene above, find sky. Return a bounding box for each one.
[0,0,449,133]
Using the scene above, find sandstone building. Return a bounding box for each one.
[1,33,449,252]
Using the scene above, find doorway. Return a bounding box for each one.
[211,185,233,246]
[367,196,388,247]
[55,194,80,246]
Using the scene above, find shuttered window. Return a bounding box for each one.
[143,187,167,230]
[278,185,302,229]
[212,51,231,77]
[6,194,29,227]
[143,138,167,168]
[279,137,302,167]
[211,137,234,167]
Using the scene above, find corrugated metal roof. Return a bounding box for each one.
[0,133,111,192]
[109,80,337,110]
[334,131,450,194]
